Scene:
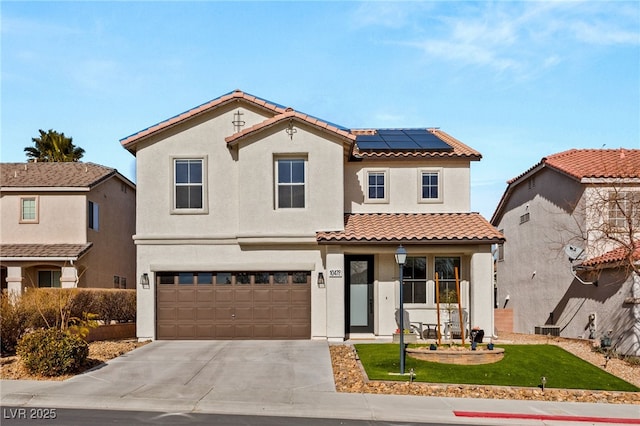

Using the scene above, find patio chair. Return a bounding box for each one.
[394,309,431,339]
[449,308,469,340]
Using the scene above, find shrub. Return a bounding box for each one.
[96,290,136,323]
[17,328,89,376]
[0,292,29,355]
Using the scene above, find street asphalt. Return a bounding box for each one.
[1,340,639,425]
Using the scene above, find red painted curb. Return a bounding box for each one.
[454,411,640,424]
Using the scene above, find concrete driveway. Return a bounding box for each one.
[2,340,339,415]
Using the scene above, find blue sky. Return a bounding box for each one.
[2,1,639,219]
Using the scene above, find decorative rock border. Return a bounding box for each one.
[406,346,505,365]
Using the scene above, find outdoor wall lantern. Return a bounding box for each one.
[140,273,150,289]
[317,272,325,288]
[395,245,407,375]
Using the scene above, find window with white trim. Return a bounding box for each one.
[20,197,38,223]
[419,169,442,203]
[365,169,389,203]
[276,158,305,209]
[402,257,427,304]
[608,191,640,229]
[174,158,206,212]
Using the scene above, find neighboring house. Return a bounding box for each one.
[1,162,136,294]
[491,149,640,355]
[121,89,504,341]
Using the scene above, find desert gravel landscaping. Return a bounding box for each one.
[2,333,638,405]
[331,333,640,404]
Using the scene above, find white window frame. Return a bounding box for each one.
[20,196,38,223]
[418,168,443,203]
[608,191,640,230]
[171,156,208,215]
[364,168,389,204]
[88,200,99,231]
[275,156,307,209]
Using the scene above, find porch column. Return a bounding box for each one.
[469,250,494,337]
[6,266,23,297]
[326,248,345,342]
[60,266,78,288]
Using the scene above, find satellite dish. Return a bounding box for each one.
[564,245,585,262]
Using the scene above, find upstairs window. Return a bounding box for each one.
[608,191,640,230]
[88,201,99,230]
[365,169,388,203]
[419,169,443,203]
[20,197,38,223]
[174,158,205,211]
[277,158,305,209]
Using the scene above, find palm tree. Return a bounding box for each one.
[24,129,85,162]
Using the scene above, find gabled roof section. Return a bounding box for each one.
[491,148,640,225]
[120,89,481,161]
[578,243,640,270]
[317,213,504,244]
[508,149,640,184]
[225,109,356,146]
[0,162,119,189]
[120,89,289,151]
[0,243,93,260]
[351,129,482,160]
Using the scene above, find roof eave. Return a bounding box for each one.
[317,237,504,245]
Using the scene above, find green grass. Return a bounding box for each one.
[354,344,639,392]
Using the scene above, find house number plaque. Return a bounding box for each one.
[329,269,342,278]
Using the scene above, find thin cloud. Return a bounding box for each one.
[354,1,639,78]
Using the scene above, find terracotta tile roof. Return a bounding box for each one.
[120,90,288,150]
[0,243,93,259]
[317,213,504,244]
[508,149,640,184]
[579,243,640,269]
[351,129,482,160]
[225,109,356,145]
[1,162,116,188]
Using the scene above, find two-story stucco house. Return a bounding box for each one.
[121,90,504,341]
[491,149,640,355]
[1,162,136,294]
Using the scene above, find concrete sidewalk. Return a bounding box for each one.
[1,340,639,425]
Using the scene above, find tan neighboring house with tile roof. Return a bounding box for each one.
[491,149,640,356]
[122,89,504,342]
[1,162,136,294]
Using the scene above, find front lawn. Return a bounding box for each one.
[354,344,639,392]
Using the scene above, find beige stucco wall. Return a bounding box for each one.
[344,160,471,213]
[83,177,136,289]
[1,192,86,243]
[134,104,274,239]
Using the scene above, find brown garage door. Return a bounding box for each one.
[156,271,311,339]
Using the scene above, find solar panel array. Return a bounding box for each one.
[355,129,453,152]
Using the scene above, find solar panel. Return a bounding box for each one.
[355,129,453,152]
